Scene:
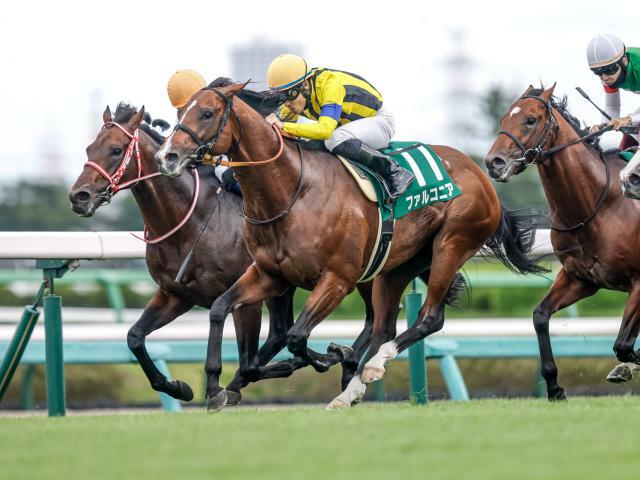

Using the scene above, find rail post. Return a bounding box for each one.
[406,280,427,404]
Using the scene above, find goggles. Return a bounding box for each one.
[591,62,620,77]
[284,86,303,102]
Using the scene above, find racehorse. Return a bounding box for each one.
[69,102,375,405]
[485,85,640,398]
[156,80,543,410]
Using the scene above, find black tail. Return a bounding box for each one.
[419,270,469,308]
[481,205,549,275]
[444,271,468,308]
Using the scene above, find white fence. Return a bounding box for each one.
[0,229,555,260]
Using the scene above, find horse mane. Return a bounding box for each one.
[206,77,286,117]
[113,102,168,145]
[528,88,603,154]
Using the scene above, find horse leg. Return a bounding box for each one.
[225,288,295,405]
[339,281,375,390]
[127,290,193,401]
[205,264,287,412]
[532,268,598,400]
[223,304,263,406]
[361,234,475,383]
[612,282,640,369]
[327,270,413,409]
[286,271,353,373]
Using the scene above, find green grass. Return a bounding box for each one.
[2,396,638,480]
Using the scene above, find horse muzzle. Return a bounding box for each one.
[155,151,189,178]
[69,187,98,217]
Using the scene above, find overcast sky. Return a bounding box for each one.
[1,0,638,182]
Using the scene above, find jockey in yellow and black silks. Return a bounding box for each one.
[265,54,414,200]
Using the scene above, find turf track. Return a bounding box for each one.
[1,396,637,480]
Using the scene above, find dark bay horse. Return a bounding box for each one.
[69,103,374,405]
[485,85,640,399]
[156,81,542,410]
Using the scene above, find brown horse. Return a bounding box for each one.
[485,85,640,399]
[69,102,375,405]
[156,81,542,410]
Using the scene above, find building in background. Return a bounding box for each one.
[230,37,304,90]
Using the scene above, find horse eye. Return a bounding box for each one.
[526,117,537,126]
[111,147,122,156]
[201,111,214,120]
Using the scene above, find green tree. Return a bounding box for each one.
[0,180,142,231]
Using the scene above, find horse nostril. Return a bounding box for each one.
[629,173,640,188]
[491,157,506,169]
[72,190,91,204]
[164,152,178,164]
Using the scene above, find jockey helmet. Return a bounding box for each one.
[267,54,310,91]
[167,69,206,108]
[586,34,626,71]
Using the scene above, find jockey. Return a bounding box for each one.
[587,34,640,142]
[265,54,415,200]
[167,69,239,194]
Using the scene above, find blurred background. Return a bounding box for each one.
[1,0,639,408]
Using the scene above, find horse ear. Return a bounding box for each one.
[540,83,556,101]
[224,81,250,97]
[103,106,112,123]
[523,85,535,96]
[126,105,145,130]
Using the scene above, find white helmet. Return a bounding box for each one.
[586,34,625,68]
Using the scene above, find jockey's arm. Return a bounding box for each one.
[603,86,621,122]
[283,109,339,140]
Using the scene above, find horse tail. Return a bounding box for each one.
[481,205,549,275]
[444,271,468,308]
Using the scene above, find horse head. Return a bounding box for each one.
[156,82,248,177]
[69,104,147,216]
[484,84,556,182]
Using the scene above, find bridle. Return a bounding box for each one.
[497,94,614,166]
[496,94,614,232]
[84,121,200,244]
[172,87,286,168]
[170,86,302,225]
[84,122,161,205]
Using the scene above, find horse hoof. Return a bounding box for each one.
[225,389,242,406]
[361,366,385,384]
[328,343,355,362]
[311,360,331,374]
[206,390,228,413]
[326,397,351,410]
[174,380,194,402]
[548,387,567,401]
[607,364,634,383]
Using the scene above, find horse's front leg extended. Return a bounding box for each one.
[127,290,193,401]
[205,264,286,413]
[286,272,353,373]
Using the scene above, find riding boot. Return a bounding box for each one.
[332,139,415,200]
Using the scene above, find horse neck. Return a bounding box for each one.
[536,111,606,226]
[229,104,302,220]
[131,130,206,238]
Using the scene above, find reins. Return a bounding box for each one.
[497,94,614,232]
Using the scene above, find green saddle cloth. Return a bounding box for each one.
[619,149,636,162]
[354,141,462,221]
